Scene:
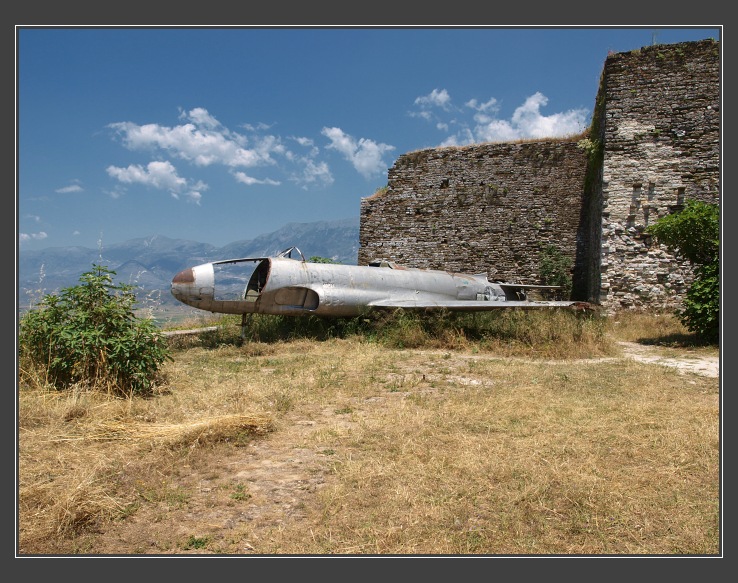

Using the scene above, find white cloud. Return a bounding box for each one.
[107,108,362,197]
[422,91,589,145]
[183,107,221,130]
[438,126,476,148]
[409,110,433,121]
[290,159,334,190]
[294,136,314,147]
[109,108,283,169]
[467,98,502,125]
[55,183,83,193]
[242,121,273,132]
[410,89,456,125]
[232,171,281,186]
[473,92,589,142]
[106,108,304,202]
[19,231,48,243]
[109,121,258,167]
[106,160,203,203]
[292,136,319,157]
[283,137,334,188]
[321,127,394,180]
[104,185,127,199]
[413,89,521,143]
[179,190,202,204]
[474,119,523,143]
[415,88,452,110]
[466,97,499,114]
[178,180,208,205]
[506,92,588,139]
[106,160,187,191]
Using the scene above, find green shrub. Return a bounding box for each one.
[538,244,573,298]
[18,264,172,397]
[646,200,719,343]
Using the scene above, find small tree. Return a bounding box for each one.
[538,244,573,299]
[646,200,720,342]
[18,264,172,396]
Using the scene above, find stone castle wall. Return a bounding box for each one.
[359,140,589,288]
[358,38,720,311]
[596,39,720,310]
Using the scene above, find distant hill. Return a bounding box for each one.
[18,217,360,311]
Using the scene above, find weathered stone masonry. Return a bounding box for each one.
[359,140,590,288]
[359,39,720,311]
[596,39,720,310]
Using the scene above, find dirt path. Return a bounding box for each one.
[616,341,719,378]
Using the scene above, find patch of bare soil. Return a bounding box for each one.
[616,342,719,378]
[82,342,719,555]
[87,407,344,555]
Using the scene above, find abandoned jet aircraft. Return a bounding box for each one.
[171,246,591,319]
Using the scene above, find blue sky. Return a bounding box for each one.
[17,26,721,252]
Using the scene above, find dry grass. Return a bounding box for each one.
[17,312,720,555]
[18,385,274,554]
[608,310,718,359]
[273,358,717,554]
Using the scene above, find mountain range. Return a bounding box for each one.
[18,217,360,311]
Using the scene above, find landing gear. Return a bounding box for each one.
[240,313,251,343]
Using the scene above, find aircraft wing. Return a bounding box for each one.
[366,299,592,311]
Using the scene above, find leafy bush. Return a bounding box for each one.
[646,200,719,343]
[538,244,573,298]
[18,264,172,396]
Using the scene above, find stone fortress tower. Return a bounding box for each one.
[358,39,720,312]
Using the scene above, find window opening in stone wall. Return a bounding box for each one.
[669,187,686,213]
[676,187,685,206]
[628,183,642,228]
[643,182,655,226]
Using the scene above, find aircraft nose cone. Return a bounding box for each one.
[171,267,195,302]
[170,263,216,308]
[172,267,195,284]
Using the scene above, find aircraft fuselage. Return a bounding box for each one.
[171,252,583,317]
